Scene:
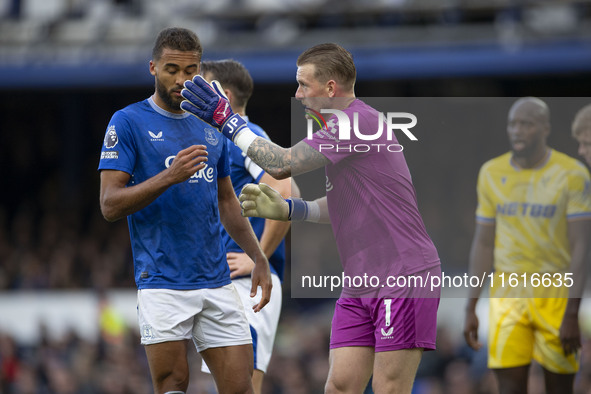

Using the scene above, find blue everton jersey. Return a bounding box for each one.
[222,118,286,281]
[98,97,231,290]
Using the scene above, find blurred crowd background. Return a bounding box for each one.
[2,0,591,392]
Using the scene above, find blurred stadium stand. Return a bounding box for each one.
[1,0,591,86]
[2,1,591,392]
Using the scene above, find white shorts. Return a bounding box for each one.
[137,284,252,352]
[202,274,282,373]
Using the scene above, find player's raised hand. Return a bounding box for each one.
[166,145,208,184]
[239,183,289,221]
[180,75,247,142]
[250,254,272,313]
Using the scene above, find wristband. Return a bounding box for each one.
[289,198,307,221]
[220,113,247,141]
[285,198,320,222]
[234,127,258,153]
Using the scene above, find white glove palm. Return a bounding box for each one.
[239,183,289,221]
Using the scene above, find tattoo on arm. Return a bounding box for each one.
[291,140,330,176]
[247,138,290,179]
[247,138,329,178]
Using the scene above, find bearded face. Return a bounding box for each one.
[155,76,183,111]
[150,48,201,113]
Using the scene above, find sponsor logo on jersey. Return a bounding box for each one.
[497,202,557,218]
[204,128,219,146]
[101,151,119,159]
[148,130,164,142]
[165,155,214,183]
[104,125,118,148]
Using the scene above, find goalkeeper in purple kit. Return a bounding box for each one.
[181,43,441,394]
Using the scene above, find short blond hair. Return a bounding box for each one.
[572,103,591,137]
[297,43,356,92]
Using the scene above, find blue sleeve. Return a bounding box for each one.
[217,137,231,178]
[98,111,136,175]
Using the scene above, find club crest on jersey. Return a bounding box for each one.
[204,128,219,146]
[149,130,164,141]
[141,324,154,340]
[104,125,118,148]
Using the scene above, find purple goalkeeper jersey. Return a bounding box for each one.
[304,99,440,296]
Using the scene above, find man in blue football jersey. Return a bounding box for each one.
[98,27,272,394]
[200,59,299,394]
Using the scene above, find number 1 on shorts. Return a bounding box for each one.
[384,299,392,327]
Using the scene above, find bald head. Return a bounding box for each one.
[507,97,551,164]
[508,97,550,127]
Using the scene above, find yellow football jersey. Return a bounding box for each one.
[476,149,591,273]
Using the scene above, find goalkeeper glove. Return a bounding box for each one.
[239,183,317,222]
[180,75,247,142]
[239,183,290,221]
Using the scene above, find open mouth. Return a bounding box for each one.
[511,140,526,150]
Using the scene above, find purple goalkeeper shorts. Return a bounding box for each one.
[329,296,439,352]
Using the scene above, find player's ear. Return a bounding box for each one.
[224,89,234,104]
[149,60,156,76]
[326,80,336,98]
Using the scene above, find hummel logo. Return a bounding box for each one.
[381,327,394,337]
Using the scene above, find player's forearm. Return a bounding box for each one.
[255,175,295,256]
[566,219,591,300]
[466,224,496,304]
[246,139,330,179]
[465,298,479,313]
[100,172,174,222]
[228,220,267,265]
[246,138,292,179]
[567,246,587,302]
[466,252,494,302]
[314,197,331,224]
[259,220,291,258]
[565,298,582,317]
[219,196,267,264]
